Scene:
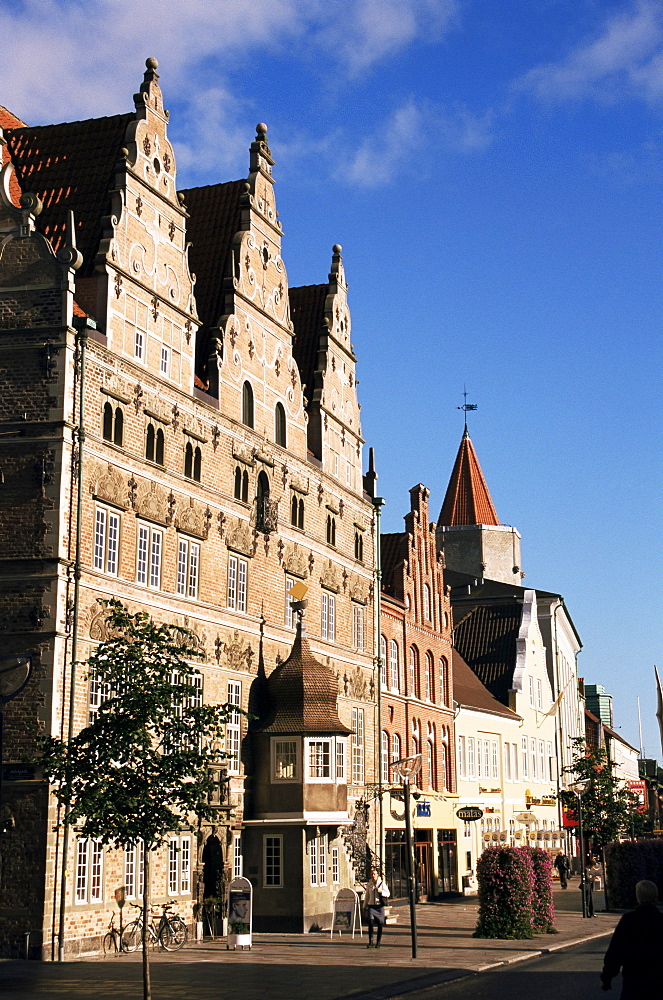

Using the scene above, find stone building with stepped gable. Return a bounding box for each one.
[0,59,377,957]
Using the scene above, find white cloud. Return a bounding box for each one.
[339,98,493,188]
[517,0,663,105]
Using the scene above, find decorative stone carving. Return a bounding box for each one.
[283,543,308,579]
[217,630,251,672]
[255,444,274,467]
[232,442,254,466]
[176,499,210,540]
[350,577,369,605]
[226,518,253,557]
[319,559,341,593]
[101,371,131,403]
[343,667,369,701]
[137,481,170,525]
[91,462,128,508]
[289,474,309,495]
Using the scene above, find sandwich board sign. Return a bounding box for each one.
[331,888,361,939]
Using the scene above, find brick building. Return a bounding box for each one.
[0,59,377,956]
[379,485,457,899]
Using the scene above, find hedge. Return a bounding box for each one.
[605,840,663,908]
[474,847,535,939]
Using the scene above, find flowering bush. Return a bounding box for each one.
[524,847,556,933]
[474,847,535,939]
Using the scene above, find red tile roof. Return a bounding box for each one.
[1,106,28,206]
[438,429,499,526]
[4,114,133,276]
[258,620,351,735]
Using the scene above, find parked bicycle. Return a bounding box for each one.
[102,913,125,956]
[121,901,188,952]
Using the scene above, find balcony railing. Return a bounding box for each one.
[255,495,278,534]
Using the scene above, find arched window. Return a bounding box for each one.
[380,635,387,688]
[146,423,156,462]
[274,402,286,446]
[411,737,419,787]
[392,733,401,764]
[193,446,202,482]
[297,498,304,528]
[381,731,389,784]
[428,740,436,790]
[184,442,193,479]
[440,741,448,791]
[103,402,113,441]
[423,583,431,621]
[113,407,123,446]
[439,657,448,705]
[389,640,399,692]
[155,427,164,466]
[290,495,304,529]
[409,646,419,699]
[354,531,363,562]
[326,514,336,547]
[425,652,434,702]
[234,467,242,500]
[257,471,269,500]
[242,381,254,427]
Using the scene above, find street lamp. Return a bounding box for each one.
[569,779,590,918]
[0,654,32,832]
[390,754,422,959]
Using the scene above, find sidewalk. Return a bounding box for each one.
[0,887,619,1000]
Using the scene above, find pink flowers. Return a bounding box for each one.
[474,846,555,939]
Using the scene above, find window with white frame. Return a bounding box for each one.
[351,707,364,785]
[308,739,332,779]
[233,835,243,878]
[522,736,529,778]
[336,739,345,780]
[504,742,511,781]
[137,522,162,588]
[476,738,483,779]
[512,743,519,782]
[285,575,296,628]
[124,842,145,899]
[352,603,365,651]
[427,740,435,789]
[227,553,247,612]
[425,653,433,701]
[331,846,340,883]
[309,834,327,886]
[88,668,112,724]
[381,731,389,784]
[457,735,466,779]
[168,836,191,895]
[409,647,418,698]
[75,839,103,904]
[536,678,542,709]
[492,741,499,779]
[177,536,200,598]
[94,506,120,576]
[226,680,241,774]
[538,740,545,779]
[380,635,387,688]
[467,737,475,778]
[321,590,335,640]
[530,737,537,780]
[389,640,399,691]
[264,835,282,887]
[439,658,447,704]
[528,676,534,706]
[547,742,554,782]
[160,344,170,377]
[273,739,299,781]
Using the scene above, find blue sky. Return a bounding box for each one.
[3,0,661,755]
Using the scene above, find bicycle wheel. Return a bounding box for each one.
[121,920,142,953]
[159,916,187,951]
[102,931,118,956]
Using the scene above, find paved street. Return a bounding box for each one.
[0,887,617,1000]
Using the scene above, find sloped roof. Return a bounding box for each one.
[179,179,245,332]
[258,619,351,735]
[290,283,327,405]
[439,428,499,527]
[452,601,522,703]
[380,531,407,598]
[4,114,133,276]
[452,649,520,720]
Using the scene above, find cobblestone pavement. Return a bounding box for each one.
[0,888,619,1000]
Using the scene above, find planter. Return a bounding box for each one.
[227,932,251,950]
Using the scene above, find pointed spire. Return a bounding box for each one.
[438,429,499,527]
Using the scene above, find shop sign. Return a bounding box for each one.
[628,780,647,813]
[416,800,431,817]
[515,811,536,824]
[457,806,483,822]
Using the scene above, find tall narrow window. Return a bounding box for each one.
[146,423,155,462]
[409,646,419,698]
[381,731,389,784]
[89,668,112,725]
[467,737,475,778]
[392,733,401,765]
[177,537,200,598]
[233,835,243,878]
[137,523,161,588]
[155,427,164,465]
[242,381,254,428]
[331,847,340,884]
[352,604,364,650]
[326,514,336,547]
[439,657,448,705]
[425,652,433,701]
[522,736,529,778]
[492,741,499,779]
[113,407,123,446]
[103,402,113,441]
[264,836,282,887]
[275,402,286,446]
[227,554,248,613]
[389,640,399,691]
[227,680,241,774]
[235,467,243,499]
[321,591,335,641]
[380,635,387,688]
[234,467,249,502]
[75,839,103,904]
[184,441,193,478]
[354,531,363,562]
[457,735,466,779]
[351,707,365,785]
[193,446,201,482]
[160,344,170,377]
[94,507,119,576]
[427,740,435,790]
[285,575,296,628]
[290,494,304,528]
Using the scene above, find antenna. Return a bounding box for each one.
[457,384,477,430]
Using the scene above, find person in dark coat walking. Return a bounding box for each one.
[553,851,571,888]
[600,879,663,998]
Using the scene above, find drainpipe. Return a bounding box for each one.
[373,495,385,868]
[57,320,89,962]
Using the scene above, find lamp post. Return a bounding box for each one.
[390,754,422,959]
[0,654,33,832]
[570,779,590,918]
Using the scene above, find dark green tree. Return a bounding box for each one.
[562,739,643,853]
[39,600,236,1000]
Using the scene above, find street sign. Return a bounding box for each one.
[457,806,483,821]
[515,811,537,824]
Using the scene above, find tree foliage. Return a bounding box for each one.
[561,738,641,851]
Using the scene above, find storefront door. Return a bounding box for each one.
[437,829,459,895]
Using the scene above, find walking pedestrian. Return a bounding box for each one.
[364,869,390,949]
[583,857,601,916]
[553,850,570,888]
[600,879,663,997]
